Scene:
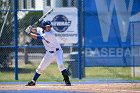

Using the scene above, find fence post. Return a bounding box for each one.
[24,45,29,64]
[14,0,18,80]
[77,0,82,79]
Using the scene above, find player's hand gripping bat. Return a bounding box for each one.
[25,8,53,34]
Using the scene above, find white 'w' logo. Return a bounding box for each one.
[95,0,133,42]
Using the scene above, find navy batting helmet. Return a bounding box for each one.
[41,20,52,29]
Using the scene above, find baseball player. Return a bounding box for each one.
[25,20,71,86]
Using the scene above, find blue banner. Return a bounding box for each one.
[84,0,140,66]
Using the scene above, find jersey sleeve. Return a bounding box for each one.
[36,27,43,35]
[37,35,43,40]
[41,34,50,44]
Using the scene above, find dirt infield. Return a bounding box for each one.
[0,83,140,93]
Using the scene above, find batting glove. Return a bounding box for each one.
[25,25,32,35]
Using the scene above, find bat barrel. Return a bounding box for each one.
[39,8,53,22]
[32,8,53,27]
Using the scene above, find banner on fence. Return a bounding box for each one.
[84,0,140,67]
[43,8,78,44]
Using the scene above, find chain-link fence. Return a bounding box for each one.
[83,0,140,81]
[0,0,15,81]
[0,0,78,82]
[1,0,140,82]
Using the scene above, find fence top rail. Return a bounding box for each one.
[0,10,43,12]
[0,45,78,48]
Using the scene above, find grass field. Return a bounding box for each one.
[0,62,140,82]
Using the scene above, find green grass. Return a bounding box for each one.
[0,62,140,82]
[86,67,132,80]
[0,63,64,82]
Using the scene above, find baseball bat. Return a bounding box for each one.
[32,8,53,26]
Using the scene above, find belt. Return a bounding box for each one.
[47,48,59,53]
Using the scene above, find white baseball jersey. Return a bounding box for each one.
[35,27,66,74]
[36,27,62,51]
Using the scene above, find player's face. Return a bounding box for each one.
[45,26,52,31]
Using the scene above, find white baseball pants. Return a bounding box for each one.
[36,49,66,74]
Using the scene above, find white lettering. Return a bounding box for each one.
[109,48,116,57]
[95,0,134,42]
[114,0,133,42]
[95,0,114,42]
[101,48,108,57]
[124,48,131,56]
[85,48,140,57]
[94,48,100,57]
[116,48,123,57]
[52,22,71,26]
